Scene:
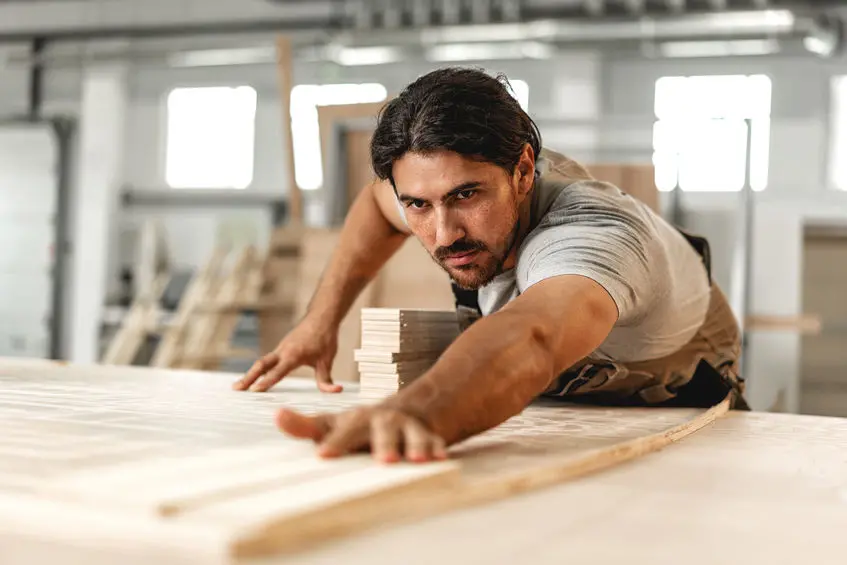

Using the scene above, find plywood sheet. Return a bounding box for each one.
[285,410,847,565]
[0,359,726,562]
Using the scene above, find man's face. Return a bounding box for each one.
[392,149,533,290]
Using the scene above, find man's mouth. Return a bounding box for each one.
[443,250,480,267]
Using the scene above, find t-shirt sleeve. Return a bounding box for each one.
[516,183,659,325]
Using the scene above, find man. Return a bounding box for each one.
[234,67,747,464]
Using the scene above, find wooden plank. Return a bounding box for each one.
[745,314,822,334]
[0,359,731,561]
[151,247,228,368]
[275,36,301,225]
[258,227,301,356]
[102,273,169,366]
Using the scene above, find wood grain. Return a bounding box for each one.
[0,360,731,561]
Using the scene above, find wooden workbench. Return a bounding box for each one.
[1,358,845,565]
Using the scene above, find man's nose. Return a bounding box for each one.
[434,207,465,249]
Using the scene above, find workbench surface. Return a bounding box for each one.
[1,358,845,565]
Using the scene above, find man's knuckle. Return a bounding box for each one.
[373,410,403,428]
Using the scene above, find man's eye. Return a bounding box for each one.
[456,189,476,200]
[407,199,427,209]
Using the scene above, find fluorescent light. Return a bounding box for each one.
[420,21,558,44]
[426,41,553,62]
[330,46,402,66]
[168,47,275,68]
[658,39,779,58]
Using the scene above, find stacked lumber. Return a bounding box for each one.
[356,308,460,399]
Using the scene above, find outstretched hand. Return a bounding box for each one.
[233,317,342,393]
[276,405,448,463]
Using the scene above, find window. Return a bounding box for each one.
[290,83,388,191]
[165,86,257,189]
[509,79,529,111]
[653,75,772,192]
[831,76,847,190]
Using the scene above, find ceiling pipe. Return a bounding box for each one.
[1,7,825,69]
[329,9,800,47]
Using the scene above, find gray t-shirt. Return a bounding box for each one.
[394,151,711,364]
[478,155,711,363]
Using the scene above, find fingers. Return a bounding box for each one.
[275,409,333,442]
[317,413,370,459]
[403,419,447,463]
[315,360,342,394]
[248,354,301,392]
[233,353,279,391]
[278,406,450,464]
[370,414,401,464]
[368,412,449,464]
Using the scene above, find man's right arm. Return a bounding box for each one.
[304,179,411,329]
[234,179,412,392]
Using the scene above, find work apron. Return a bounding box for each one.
[451,229,751,411]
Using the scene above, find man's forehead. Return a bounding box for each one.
[392,152,502,199]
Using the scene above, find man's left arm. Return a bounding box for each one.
[274,274,618,462]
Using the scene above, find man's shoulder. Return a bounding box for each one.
[533,175,649,232]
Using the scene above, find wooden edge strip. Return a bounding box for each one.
[230,394,732,559]
[464,393,732,499]
[744,314,822,334]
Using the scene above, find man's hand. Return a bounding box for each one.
[233,317,341,393]
[275,405,448,463]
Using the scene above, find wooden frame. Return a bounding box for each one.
[318,102,388,225]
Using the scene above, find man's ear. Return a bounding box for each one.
[513,143,536,197]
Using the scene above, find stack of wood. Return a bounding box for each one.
[356,308,460,399]
[292,230,457,384]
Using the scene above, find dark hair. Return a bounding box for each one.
[370,67,542,185]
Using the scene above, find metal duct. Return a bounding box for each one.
[329,9,799,48]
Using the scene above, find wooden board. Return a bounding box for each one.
[275,36,301,224]
[285,409,847,565]
[587,163,660,214]
[0,358,730,562]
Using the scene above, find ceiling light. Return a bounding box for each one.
[426,41,554,62]
[329,46,403,66]
[656,39,779,58]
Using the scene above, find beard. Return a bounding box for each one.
[431,214,521,291]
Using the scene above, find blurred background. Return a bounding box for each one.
[0,0,845,416]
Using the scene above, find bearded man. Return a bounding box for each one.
[234,67,747,463]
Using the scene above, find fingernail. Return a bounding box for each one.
[381,453,400,464]
[318,446,339,458]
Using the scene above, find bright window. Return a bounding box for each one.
[831,76,847,190]
[509,79,529,111]
[290,83,388,191]
[165,86,257,189]
[653,75,772,192]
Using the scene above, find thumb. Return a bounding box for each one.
[275,409,332,442]
[315,359,342,393]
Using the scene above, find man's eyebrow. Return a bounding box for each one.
[396,181,482,203]
[444,181,482,199]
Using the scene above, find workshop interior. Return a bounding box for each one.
[1,0,846,563]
